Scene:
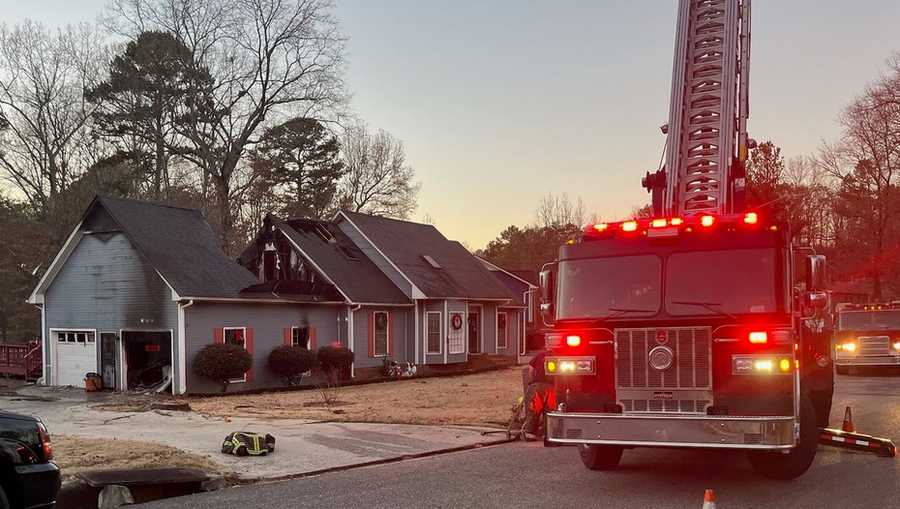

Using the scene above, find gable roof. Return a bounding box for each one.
[31,196,257,301]
[274,217,410,304]
[339,211,518,301]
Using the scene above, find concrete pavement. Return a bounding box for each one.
[134,372,900,509]
[0,387,509,481]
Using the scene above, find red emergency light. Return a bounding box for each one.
[565,335,582,347]
[581,212,771,240]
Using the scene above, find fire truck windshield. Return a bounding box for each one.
[666,248,778,316]
[838,310,900,331]
[556,248,781,320]
[556,255,661,320]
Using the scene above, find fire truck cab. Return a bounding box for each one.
[834,302,900,373]
[539,213,835,479]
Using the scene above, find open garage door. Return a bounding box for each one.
[122,330,173,392]
[53,330,97,387]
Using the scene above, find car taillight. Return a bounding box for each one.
[565,335,582,347]
[37,422,52,461]
[748,331,768,344]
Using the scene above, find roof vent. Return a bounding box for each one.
[422,255,442,269]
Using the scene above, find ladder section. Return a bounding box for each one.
[663,0,750,216]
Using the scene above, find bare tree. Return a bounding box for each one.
[0,21,107,218]
[338,123,419,218]
[106,0,347,253]
[536,192,585,228]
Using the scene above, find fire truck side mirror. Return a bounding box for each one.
[805,291,828,310]
[806,255,827,291]
[539,264,556,325]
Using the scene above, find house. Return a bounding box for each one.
[476,257,538,355]
[29,197,526,393]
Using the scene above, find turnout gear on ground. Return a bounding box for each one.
[221,432,276,456]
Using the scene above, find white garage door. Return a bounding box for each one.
[54,331,97,387]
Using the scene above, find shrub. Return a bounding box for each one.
[268,345,316,386]
[193,343,252,393]
[315,343,354,406]
[316,343,354,379]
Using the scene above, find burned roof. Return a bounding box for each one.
[340,211,518,301]
[273,216,410,304]
[94,196,257,298]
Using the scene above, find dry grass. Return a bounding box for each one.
[187,368,523,427]
[53,435,222,480]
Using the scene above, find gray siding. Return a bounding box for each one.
[184,302,344,393]
[350,306,411,369]
[336,218,414,298]
[496,307,520,356]
[44,231,179,388]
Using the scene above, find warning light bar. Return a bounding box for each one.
[580,213,770,240]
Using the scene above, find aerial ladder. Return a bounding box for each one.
[642,0,752,217]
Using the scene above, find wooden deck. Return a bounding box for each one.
[0,340,42,381]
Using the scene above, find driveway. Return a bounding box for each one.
[0,386,509,481]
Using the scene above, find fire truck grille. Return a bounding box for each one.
[858,336,890,356]
[615,326,713,414]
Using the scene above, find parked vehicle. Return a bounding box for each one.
[0,411,61,509]
[835,302,900,373]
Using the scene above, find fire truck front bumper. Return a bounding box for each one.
[546,412,797,450]
[835,355,900,367]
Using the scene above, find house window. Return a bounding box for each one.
[426,312,442,354]
[374,311,389,356]
[57,331,95,344]
[224,327,247,383]
[497,312,508,349]
[292,327,310,349]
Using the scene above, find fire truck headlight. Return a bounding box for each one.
[837,342,857,353]
[732,355,793,375]
[546,357,595,375]
[893,341,900,352]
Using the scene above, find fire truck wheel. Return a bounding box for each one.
[747,395,817,480]
[579,444,623,471]
[835,365,849,375]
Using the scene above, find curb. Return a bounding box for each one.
[232,436,517,486]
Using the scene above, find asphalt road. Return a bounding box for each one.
[138,371,900,509]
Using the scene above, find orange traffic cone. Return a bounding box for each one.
[702,489,716,509]
[842,406,855,433]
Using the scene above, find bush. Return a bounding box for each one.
[193,343,252,393]
[268,345,316,386]
[316,343,354,379]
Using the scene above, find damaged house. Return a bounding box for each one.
[29,197,527,394]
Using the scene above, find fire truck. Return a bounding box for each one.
[834,302,900,373]
[539,0,834,480]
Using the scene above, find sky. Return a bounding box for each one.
[2,0,899,249]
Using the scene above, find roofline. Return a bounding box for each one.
[28,220,84,304]
[476,256,539,289]
[336,211,427,299]
[180,296,413,306]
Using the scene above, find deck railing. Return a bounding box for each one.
[0,340,42,381]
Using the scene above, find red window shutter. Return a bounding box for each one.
[283,327,292,346]
[309,327,317,350]
[368,312,375,357]
[388,312,394,356]
[245,328,254,383]
[213,328,224,344]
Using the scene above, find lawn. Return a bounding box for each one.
[53,435,221,480]
[186,367,524,427]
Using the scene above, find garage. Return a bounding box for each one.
[53,330,97,387]
[121,331,173,391]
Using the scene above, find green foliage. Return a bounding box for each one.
[193,343,253,393]
[478,224,580,274]
[268,345,316,386]
[250,118,344,219]
[316,344,354,379]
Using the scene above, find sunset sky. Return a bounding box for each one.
[2,0,899,248]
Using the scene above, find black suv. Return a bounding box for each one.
[0,411,61,509]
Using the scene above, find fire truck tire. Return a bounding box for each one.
[835,365,850,375]
[747,395,817,480]
[578,444,623,471]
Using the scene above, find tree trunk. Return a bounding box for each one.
[215,178,233,255]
